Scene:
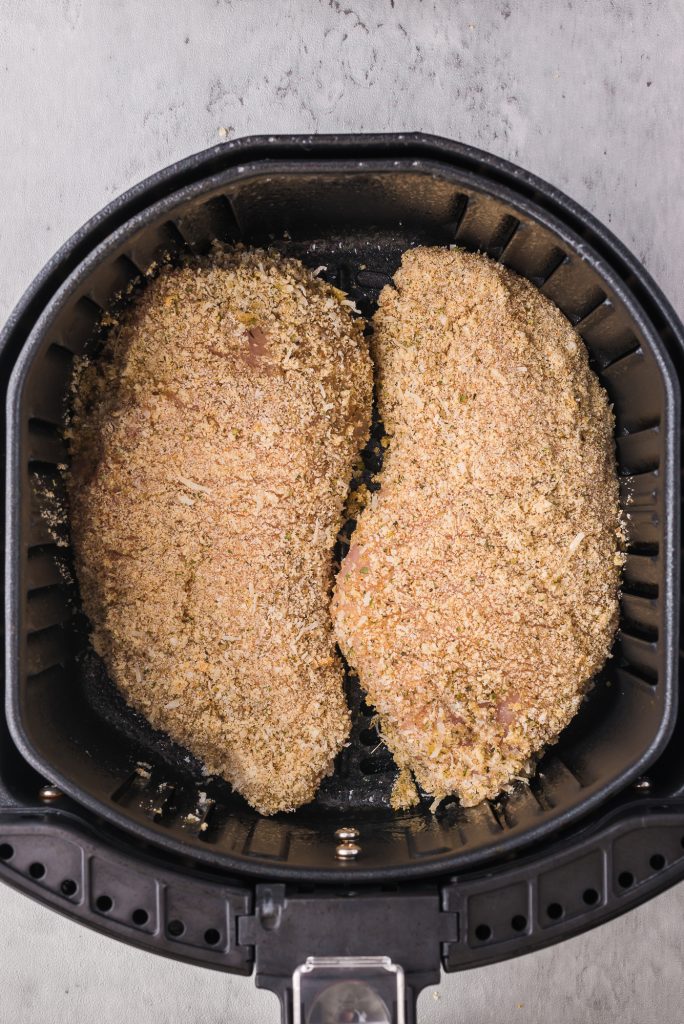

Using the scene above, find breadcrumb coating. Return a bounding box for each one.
[68,247,372,815]
[332,247,623,809]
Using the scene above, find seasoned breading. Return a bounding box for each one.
[332,247,622,809]
[68,247,373,815]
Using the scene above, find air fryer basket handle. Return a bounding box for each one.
[239,884,456,1024]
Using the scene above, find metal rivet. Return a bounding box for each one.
[39,785,63,802]
[633,777,651,792]
[335,842,361,860]
[335,826,360,841]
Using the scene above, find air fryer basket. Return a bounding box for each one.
[5,141,680,882]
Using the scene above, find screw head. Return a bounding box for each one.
[335,826,360,841]
[335,842,361,860]
[39,784,63,802]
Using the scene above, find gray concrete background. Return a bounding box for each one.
[1,0,682,1020]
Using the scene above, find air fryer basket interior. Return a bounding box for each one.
[6,154,679,881]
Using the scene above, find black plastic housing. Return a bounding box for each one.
[4,134,681,883]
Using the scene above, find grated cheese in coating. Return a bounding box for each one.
[332,246,623,809]
[68,247,373,815]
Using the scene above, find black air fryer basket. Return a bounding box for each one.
[2,134,684,1023]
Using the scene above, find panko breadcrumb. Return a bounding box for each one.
[332,246,623,809]
[68,247,372,815]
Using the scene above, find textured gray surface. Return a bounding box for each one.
[1,0,683,1020]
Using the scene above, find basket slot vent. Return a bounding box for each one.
[54,296,103,356]
[580,305,641,367]
[26,628,66,676]
[185,796,216,839]
[123,220,187,274]
[528,774,554,811]
[452,195,518,258]
[243,820,290,861]
[616,426,661,476]
[623,551,660,590]
[574,298,613,330]
[540,258,606,324]
[111,774,184,827]
[504,783,547,825]
[598,342,643,376]
[622,577,659,600]
[28,507,57,548]
[623,508,660,549]
[27,418,67,465]
[488,214,521,260]
[462,801,506,837]
[537,757,585,802]
[499,226,566,285]
[602,349,663,434]
[485,800,507,831]
[619,612,659,644]
[28,467,67,548]
[110,770,141,804]
[26,546,64,591]
[27,344,73,423]
[438,192,468,239]
[554,757,590,789]
[615,666,657,693]
[145,782,177,823]
[620,593,659,636]
[173,194,241,252]
[83,255,141,310]
[490,796,519,830]
[602,345,644,375]
[26,586,71,634]
[620,470,659,511]
[405,827,453,859]
[616,631,658,682]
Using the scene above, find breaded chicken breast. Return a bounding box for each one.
[332,247,622,809]
[69,248,372,815]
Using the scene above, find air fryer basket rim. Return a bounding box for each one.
[4,132,683,366]
[4,135,681,884]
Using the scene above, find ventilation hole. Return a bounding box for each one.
[204,928,221,946]
[618,871,634,889]
[511,915,527,932]
[167,919,185,937]
[547,902,564,920]
[650,854,666,871]
[359,728,379,746]
[60,879,77,897]
[132,908,149,926]
[583,888,599,906]
[0,843,14,861]
[474,924,491,941]
[28,862,46,880]
[96,895,113,912]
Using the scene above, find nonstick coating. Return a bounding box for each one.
[4,136,680,881]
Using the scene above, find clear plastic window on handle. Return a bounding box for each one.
[292,956,406,1024]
